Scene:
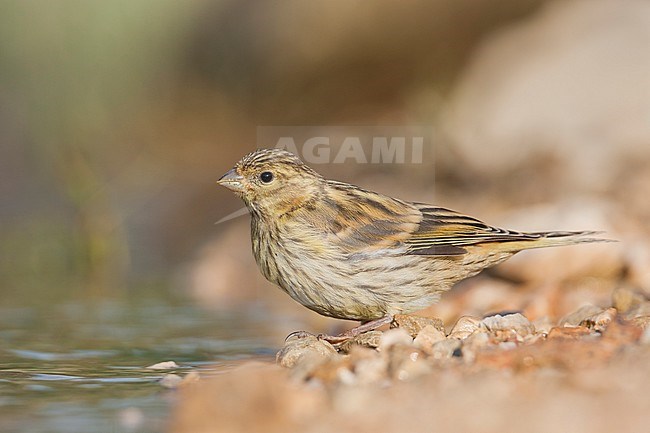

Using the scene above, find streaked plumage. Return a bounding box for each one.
[218,149,607,327]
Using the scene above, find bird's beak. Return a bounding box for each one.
[217,168,245,193]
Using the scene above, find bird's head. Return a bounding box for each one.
[217,149,324,215]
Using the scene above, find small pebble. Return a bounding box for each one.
[482,313,534,334]
[559,305,604,327]
[391,314,445,338]
[146,361,179,370]
[413,325,446,352]
[448,316,481,340]
[276,334,337,369]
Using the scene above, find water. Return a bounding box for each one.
[0,290,279,433]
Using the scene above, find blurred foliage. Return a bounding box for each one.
[0,0,199,293]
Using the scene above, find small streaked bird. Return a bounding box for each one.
[217,149,609,341]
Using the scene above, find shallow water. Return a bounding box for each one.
[0,289,278,432]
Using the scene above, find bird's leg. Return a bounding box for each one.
[318,315,393,344]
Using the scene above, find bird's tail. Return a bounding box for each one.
[499,230,615,252]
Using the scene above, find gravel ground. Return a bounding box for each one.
[169,284,650,433]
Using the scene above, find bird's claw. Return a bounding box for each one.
[284,330,316,342]
[284,330,351,345]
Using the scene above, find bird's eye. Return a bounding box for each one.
[259,171,274,183]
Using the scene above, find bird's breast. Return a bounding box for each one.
[250,215,442,321]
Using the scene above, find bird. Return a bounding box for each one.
[217,148,609,342]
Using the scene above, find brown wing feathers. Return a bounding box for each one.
[405,206,600,256]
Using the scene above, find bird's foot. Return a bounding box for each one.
[284,329,347,345]
[284,330,317,342]
[285,315,393,345]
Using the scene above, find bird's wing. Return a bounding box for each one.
[405,205,543,256]
[319,182,422,253]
